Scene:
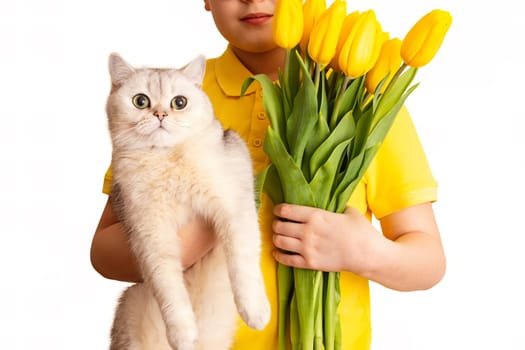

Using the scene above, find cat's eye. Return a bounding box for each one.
[132,94,150,109]
[171,95,187,110]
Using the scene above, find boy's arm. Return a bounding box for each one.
[90,197,216,283]
[369,202,446,291]
[90,198,142,282]
[272,202,445,291]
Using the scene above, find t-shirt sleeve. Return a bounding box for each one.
[364,106,437,219]
[102,165,113,195]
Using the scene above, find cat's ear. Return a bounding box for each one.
[108,53,135,87]
[180,55,206,87]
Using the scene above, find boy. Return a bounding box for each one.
[91,0,446,348]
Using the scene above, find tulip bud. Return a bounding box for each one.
[401,9,452,68]
[273,0,304,49]
[300,0,326,53]
[330,10,360,72]
[338,10,383,78]
[365,38,403,94]
[307,0,346,66]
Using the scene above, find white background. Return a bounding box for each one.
[1,0,524,349]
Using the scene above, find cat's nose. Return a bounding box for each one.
[154,111,168,121]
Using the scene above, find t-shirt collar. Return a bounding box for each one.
[215,45,258,97]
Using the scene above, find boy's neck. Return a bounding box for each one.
[231,46,286,82]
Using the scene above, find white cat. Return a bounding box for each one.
[106,53,270,350]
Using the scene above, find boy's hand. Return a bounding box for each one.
[271,203,380,274]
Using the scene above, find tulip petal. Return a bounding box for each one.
[401,9,452,67]
[301,0,327,52]
[338,10,382,78]
[307,0,347,65]
[273,0,304,49]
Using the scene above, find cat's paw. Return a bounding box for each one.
[167,325,198,350]
[236,288,271,330]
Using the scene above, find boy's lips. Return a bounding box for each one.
[241,13,273,25]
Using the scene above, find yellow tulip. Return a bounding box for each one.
[300,0,326,53]
[365,38,403,94]
[379,31,390,46]
[338,10,383,78]
[307,0,346,66]
[273,0,304,49]
[330,10,360,71]
[400,9,452,67]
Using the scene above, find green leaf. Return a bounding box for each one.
[309,110,356,178]
[286,47,302,104]
[309,139,351,209]
[286,56,318,166]
[327,149,365,212]
[327,68,419,213]
[349,107,373,159]
[302,113,331,181]
[277,69,291,119]
[333,144,380,213]
[374,66,417,123]
[264,128,316,207]
[326,70,342,103]
[330,76,365,130]
[254,166,268,211]
[367,84,418,148]
[263,164,284,205]
[302,73,330,179]
[319,70,329,121]
[334,76,363,122]
[242,75,286,145]
[371,72,391,113]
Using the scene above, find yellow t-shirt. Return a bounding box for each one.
[102,46,437,349]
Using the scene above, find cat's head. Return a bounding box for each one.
[106,53,214,150]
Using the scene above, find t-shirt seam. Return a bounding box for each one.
[372,185,438,219]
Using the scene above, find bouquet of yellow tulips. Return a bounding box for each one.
[242,1,452,349]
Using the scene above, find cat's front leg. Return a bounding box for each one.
[213,203,271,330]
[128,220,198,350]
[148,273,198,350]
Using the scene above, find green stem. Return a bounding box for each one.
[313,64,322,93]
[330,76,351,129]
[324,272,340,350]
[360,63,409,111]
[294,269,323,350]
[391,63,408,85]
[314,272,324,350]
[283,49,292,113]
[361,91,373,108]
[290,293,301,350]
[278,263,293,350]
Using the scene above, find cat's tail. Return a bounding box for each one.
[110,284,172,350]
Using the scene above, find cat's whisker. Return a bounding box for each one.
[164,119,190,129]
